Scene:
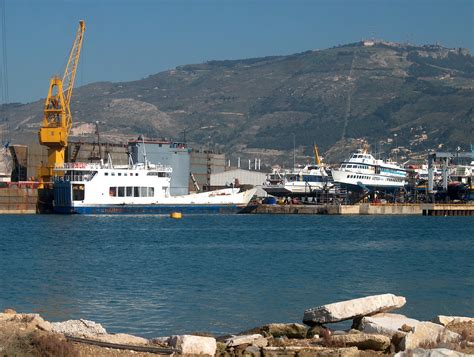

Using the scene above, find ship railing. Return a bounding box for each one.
[53,173,95,182]
[55,162,102,170]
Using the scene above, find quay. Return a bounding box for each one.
[247,203,474,215]
[421,203,474,216]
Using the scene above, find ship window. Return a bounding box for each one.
[148,187,155,197]
[140,187,147,197]
[124,173,127,176]
[118,173,122,176]
[105,172,109,176]
[126,187,133,197]
[134,187,140,197]
[135,173,139,176]
[72,184,85,201]
[118,187,125,197]
[109,187,117,197]
[111,172,115,176]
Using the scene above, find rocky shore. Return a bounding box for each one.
[0,293,472,356]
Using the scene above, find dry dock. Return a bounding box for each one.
[0,184,38,214]
[249,203,474,216]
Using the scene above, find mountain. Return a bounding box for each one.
[2,40,473,166]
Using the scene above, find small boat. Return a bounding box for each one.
[331,150,407,191]
[52,160,256,214]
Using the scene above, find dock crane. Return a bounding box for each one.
[38,20,85,184]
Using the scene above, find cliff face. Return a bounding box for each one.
[3,40,473,165]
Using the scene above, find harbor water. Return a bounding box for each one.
[0,215,473,337]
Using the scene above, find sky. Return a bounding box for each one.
[0,0,473,104]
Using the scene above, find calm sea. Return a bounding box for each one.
[0,215,473,337]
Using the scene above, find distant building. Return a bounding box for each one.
[189,150,225,192]
[129,139,190,195]
[210,168,268,197]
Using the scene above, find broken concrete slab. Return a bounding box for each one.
[303,294,406,325]
[400,322,461,351]
[432,315,474,326]
[359,313,420,336]
[225,334,265,347]
[395,348,468,357]
[330,333,391,351]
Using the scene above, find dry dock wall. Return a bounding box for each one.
[0,186,38,214]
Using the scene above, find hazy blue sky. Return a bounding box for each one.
[1,0,473,103]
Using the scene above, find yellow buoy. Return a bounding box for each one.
[170,212,183,219]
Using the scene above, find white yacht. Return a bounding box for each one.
[263,164,333,197]
[331,150,407,191]
[53,160,256,214]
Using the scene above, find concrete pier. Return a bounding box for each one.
[250,203,474,215]
[421,204,474,216]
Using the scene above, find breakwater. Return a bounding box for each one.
[1,294,473,356]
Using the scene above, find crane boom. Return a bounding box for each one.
[38,20,85,183]
[313,143,321,166]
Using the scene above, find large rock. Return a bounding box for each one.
[432,315,474,326]
[400,322,461,351]
[330,333,391,351]
[303,294,406,325]
[359,313,420,336]
[241,323,308,339]
[395,348,468,356]
[50,319,107,337]
[169,334,216,355]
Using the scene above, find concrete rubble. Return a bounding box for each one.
[225,333,268,347]
[303,293,406,324]
[395,348,469,356]
[359,312,421,336]
[432,316,474,326]
[400,322,461,351]
[50,319,107,337]
[0,293,472,356]
[169,334,217,355]
[330,333,392,351]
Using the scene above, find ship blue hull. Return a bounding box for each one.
[53,204,243,215]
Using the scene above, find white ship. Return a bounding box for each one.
[331,150,407,191]
[263,164,333,197]
[53,160,256,214]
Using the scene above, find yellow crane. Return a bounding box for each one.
[38,20,85,184]
[313,143,321,166]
